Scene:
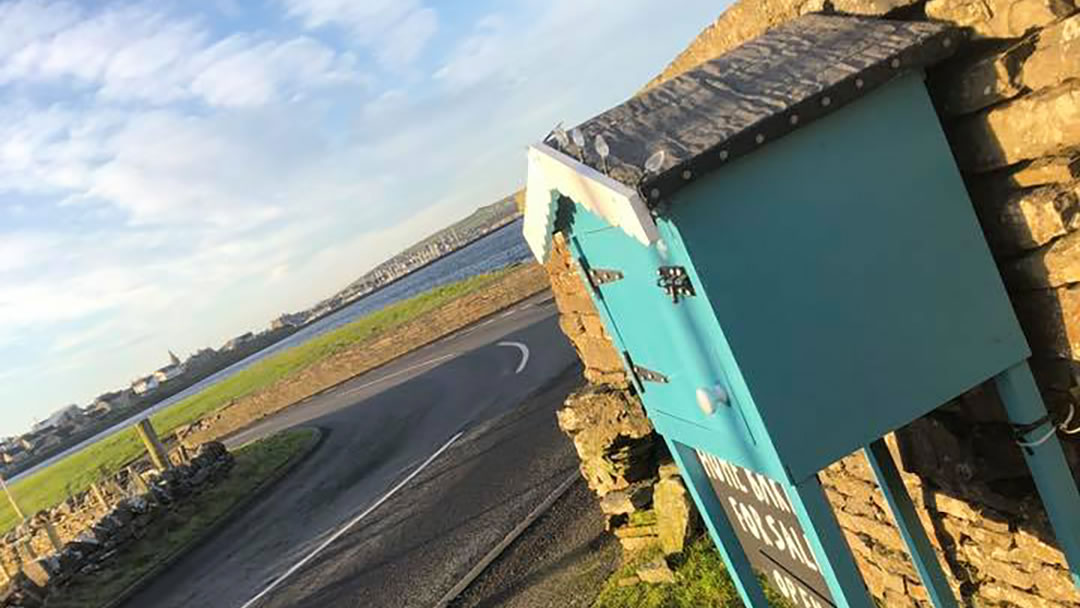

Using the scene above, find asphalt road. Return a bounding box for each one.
[118,292,593,608]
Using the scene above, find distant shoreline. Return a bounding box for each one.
[300,215,522,328]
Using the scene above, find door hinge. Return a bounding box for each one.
[633,364,669,385]
[657,266,695,303]
[588,268,624,288]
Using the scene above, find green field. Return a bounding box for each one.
[0,267,517,534]
[48,428,321,608]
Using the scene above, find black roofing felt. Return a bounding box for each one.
[545,15,955,204]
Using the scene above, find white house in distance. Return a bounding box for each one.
[132,351,188,395]
[132,374,160,395]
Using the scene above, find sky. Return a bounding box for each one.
[0,0,724,437]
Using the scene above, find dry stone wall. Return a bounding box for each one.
[547,0,1080,605]
[0,443,233,606]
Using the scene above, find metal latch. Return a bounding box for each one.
[657,266,695,303]
[588,268,624,287]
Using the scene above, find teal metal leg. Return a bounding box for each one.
[785,474,875,608]
[667,438,771,607]
[864,439,958,607]
[995,362,1080,587]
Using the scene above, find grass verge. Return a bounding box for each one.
[0,266,518,534]
[46,428,322,608]
[591,537,792,608]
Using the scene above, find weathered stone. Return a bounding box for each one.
[636,558,676,584]
[1022,13,1080,90]
[654,476,697,555]
[601,485,654,515]
[953,83,1080,171]
[1016,528,1069,567]
[977,182,1080,255]
[1033,564,1080,602]
[618,535,660,553]
[967,543,1037,588]
[1013,283,1080,358]
[1003,157,1080,189]
[882,588,919,608]
[858,558,907,597]
[1006,221,1080,289]
[982,581,1060,608]
[926,0,1074,39]
[835,511,907,553]
[617,575,640,587]
[938,41,1030,115]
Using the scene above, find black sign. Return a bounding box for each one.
[696,450,835,608]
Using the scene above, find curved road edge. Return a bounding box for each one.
[102,427,328,608]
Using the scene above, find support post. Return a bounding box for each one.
[785,474,875,608]
[135,418,172,472]
[666,439,771,608]
[864,439,957,608]
[0,558,10,586]
[91,482,110,512]
[995,362,1080,587]
[0,475,24,522]
[40,520,62,555]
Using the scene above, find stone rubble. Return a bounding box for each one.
[0,442,234,606]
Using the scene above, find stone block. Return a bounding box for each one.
[977,182,1080,255]
[953,83,1080,172]
[619,535,660,553]
[575,336,625,374]
[981,581,1061,607]
[1006,221,1080,289]
[835,510,907,553]
[926,0,1074,39]
[1012,284,1080,358]
[990,156,1080,190]
[580,314,608,338]
[636,558,676,584]
[970,543,1037,588]
[938,41,1029,115]
[1033,564,1080,602]
[1022,13,1080,91]
[654,476,697,555]
[1016,528,1068,567]
[600,485,653,515]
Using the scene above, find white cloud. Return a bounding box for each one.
[281,0,438,69]
[0,3,361,108]
[434,15,514,92]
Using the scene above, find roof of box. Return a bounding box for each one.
[543,14,955,204]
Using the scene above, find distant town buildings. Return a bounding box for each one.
[270,313,306,331]
[222,332,255,352]
[5,193,521,475]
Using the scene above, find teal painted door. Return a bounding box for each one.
[565,205,771,477]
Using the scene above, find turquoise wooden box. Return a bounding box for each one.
[524,15,1080,608]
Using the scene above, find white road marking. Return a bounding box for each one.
[498,309,515,319]
[340,353,456,396]
[239,431,466,608]
[497,341,530,374]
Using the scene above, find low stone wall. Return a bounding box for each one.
[556,386,698,559]
[180,263,551,447]
[0,443,233,606]
[545,0,1080,605]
